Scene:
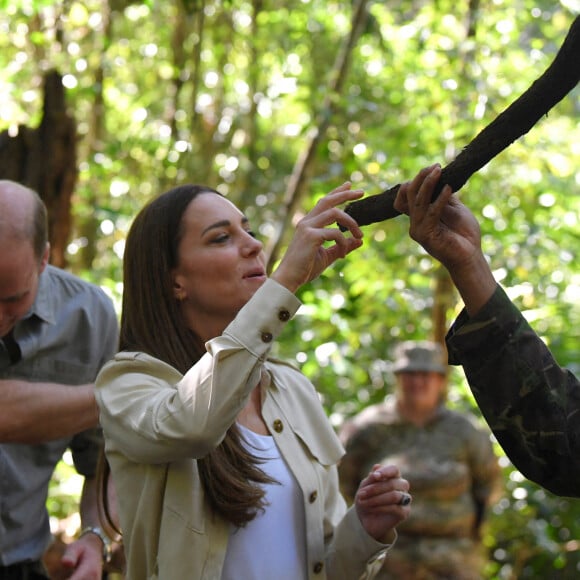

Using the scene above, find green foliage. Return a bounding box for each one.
[47,453,83,532]
[2,0,579,576]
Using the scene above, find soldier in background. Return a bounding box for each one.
[339,340,501,579]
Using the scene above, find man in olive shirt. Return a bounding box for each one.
[339,341,499,579]
[0,181,118,579]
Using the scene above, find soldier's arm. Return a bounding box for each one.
[447,285,580,498]
[338,422,371,504]
[394,166,580,497]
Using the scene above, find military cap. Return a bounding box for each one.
[392,340,447,375]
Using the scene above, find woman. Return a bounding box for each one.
[95,182,410,579]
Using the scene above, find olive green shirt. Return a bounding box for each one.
[339,396,499,579]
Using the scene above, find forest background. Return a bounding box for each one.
[1,0,579,578]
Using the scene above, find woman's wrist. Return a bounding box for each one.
[270,269,300,294]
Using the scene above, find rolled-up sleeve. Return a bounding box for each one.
[95,279,301,464]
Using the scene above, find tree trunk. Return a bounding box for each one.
[0,70,77,268]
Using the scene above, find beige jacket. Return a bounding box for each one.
[96,279,391,579]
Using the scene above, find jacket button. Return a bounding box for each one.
[309,491,318,503]
[278,309,291,321]
[261,332,273,343]
[313,562,324,574]
[272,419,283,433]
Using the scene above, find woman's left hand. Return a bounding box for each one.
[355,464,411,543]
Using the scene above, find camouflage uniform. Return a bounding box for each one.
[446,284,580,498]
[339,396,499,579]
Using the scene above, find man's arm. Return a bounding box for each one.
[394,164,497,316]
[0,379,98,443]
[447,289,580,497]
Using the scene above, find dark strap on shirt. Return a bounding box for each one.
[0,560,48,580]
[2,332,22,365]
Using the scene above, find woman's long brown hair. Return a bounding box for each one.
[99,185,275,533]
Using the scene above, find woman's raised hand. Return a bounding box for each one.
[271,182,364,292]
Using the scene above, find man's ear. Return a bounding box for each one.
[39,242,50,273]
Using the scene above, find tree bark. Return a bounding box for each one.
[0,70,77,268]
[342,15,580,228]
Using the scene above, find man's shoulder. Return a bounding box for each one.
[44,265,114,310]
[340,399,397,442]
[45,264,98,289]
[355,396,398,422]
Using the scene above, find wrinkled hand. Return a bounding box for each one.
[60,535,103,580]
[355,464,411,543]
[394,164,482,271]
[271,182,364,292]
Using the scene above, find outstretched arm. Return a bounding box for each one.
[394,165,580,497]
[0,380,98,443]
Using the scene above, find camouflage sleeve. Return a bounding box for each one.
[446,284,580,498]
[338,416,389,504]
[464,418,501,534]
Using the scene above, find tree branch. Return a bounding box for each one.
[342,15,580,228]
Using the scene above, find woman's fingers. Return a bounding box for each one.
[357,464,410,505]
[271,182,365,291]
[306,184,365,239]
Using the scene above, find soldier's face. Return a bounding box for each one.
[396,371,446,412]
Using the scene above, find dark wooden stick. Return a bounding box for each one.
[342,15,580,228]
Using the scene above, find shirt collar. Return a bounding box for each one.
[23,267,56,325]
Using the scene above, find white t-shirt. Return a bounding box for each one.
[221,423,307,580]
